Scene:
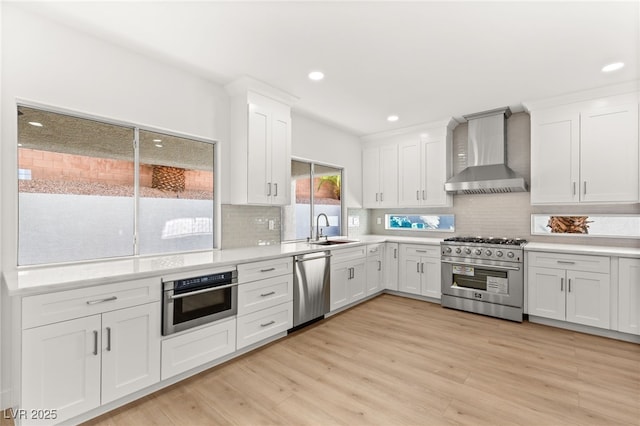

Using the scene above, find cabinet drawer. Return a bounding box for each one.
[238,257,293,283]
[527,251,609,274]
[236,302,292,349]
[331,246,367,264]
[367,243,384,257]
[161,317,236,380]
[22,278,160,329]
[238,274,293,316]
[401,244,440,258]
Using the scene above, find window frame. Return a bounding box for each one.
[15,101,219,266]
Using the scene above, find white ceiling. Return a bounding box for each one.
[17,1,640,136]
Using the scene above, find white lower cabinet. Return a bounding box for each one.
[22,302,161,424]
[618,258,640,335]
[161,317,236,380]
[236,258,293,349]
[366,244,384,295]
[330,246,367,311]
[398,244,441,299]
[385,243,399,291]
[527,252,611,329]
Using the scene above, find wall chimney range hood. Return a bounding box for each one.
[444,107,528,195]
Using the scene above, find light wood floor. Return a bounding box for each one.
[7,294,640,425]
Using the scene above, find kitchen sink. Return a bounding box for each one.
[310,240,357,246]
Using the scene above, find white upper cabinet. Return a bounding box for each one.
[364,118,454,208]
[226,78,297,205]
[362,144,398,208]
[528,90,639,205]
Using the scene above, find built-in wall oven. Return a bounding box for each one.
[162,268,238,336]
[440,237,526,322]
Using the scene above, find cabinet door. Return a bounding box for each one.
[362,147,381,208]
[247,103,271,204]
[421,257,441,299]
[270,111,291,205]
[379,144,398,207]
[421,138,449,206]
[101,303,161,404]
[566,270,610,329]
[399,254,422,295]
[619,258,640,335]
[398,140,421,206]
[527,267,566,321]
[366,255,383,295]
[580,103,639,203]
[530,109,580,204]
[330,263,350,311]
[349,261,367,302]
[22,315,101,424]
[384,243,399,291]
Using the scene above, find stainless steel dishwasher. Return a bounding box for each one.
[293,250,331,328]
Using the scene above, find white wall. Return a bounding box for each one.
[291,112,362,208]
[1,5,230,270]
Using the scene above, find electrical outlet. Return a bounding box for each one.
[348,216,360,227]
[268,219,275,230]
[377,217,382,225]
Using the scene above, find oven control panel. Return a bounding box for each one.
[442,246,522,262]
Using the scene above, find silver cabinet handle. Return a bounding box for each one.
[93,330,99,356]
[87,296,118,305]
[573,182,576,196]
[380,192,383,202]
[583,181,587,195]
[557,260,575,265]
[106,327,112,352]
[421,263,424,273]
[274,183,278,197]
[394,248,397,259]
[260,320,275,327]
[376,193,379,202]
[170,282,238,300]
[422,190,426,200]
[378,260,382,271]
[267,182,272,196]
[560,277,564,291]
[260,291,276,297]
[416,263,420,273]
[416,190,420,200]
[568,278,572,293]
[260,267,276,272]
[416,249,427,253]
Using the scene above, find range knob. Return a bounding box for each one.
[445,247,452,254]
[455,247,462,254]
[485,249,492,256]
[507,252,515,258]
[465,248,472,254]
[496,250,504,257]
[475,249,482,255]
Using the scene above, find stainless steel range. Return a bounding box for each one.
[440,237,527,322]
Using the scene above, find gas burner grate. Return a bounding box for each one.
[443,236,527,246]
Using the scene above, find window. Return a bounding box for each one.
[17,105,215,265]
[283,159,343,241]
[386,214,455,232]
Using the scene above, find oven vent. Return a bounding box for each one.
[462,187,514,195]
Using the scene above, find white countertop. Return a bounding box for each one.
[524,242,640,258]
[5,234,637,296]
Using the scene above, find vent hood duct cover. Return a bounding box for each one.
[445,107,528,195]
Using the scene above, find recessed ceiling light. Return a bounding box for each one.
[155,143,163,148]
[308,71,324,81]
[602,62,624,72]
[387,115,399,122]
[153,139,162,142]
[17,143,23,147]
[28,121,43,127]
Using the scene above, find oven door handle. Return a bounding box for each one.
[169,282,239,300]
[441,260,521,271]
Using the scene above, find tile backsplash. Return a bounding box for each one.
[221,204,281,249]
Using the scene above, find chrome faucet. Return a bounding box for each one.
[315,213,330,241]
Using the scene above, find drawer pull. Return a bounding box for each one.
[260,291,276,297]
[260,320,276,327]
[415,250,427,253]
[557,261,576,265]
[86,296,118,305]
[560,278,564,291]
[260,267,276,273]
